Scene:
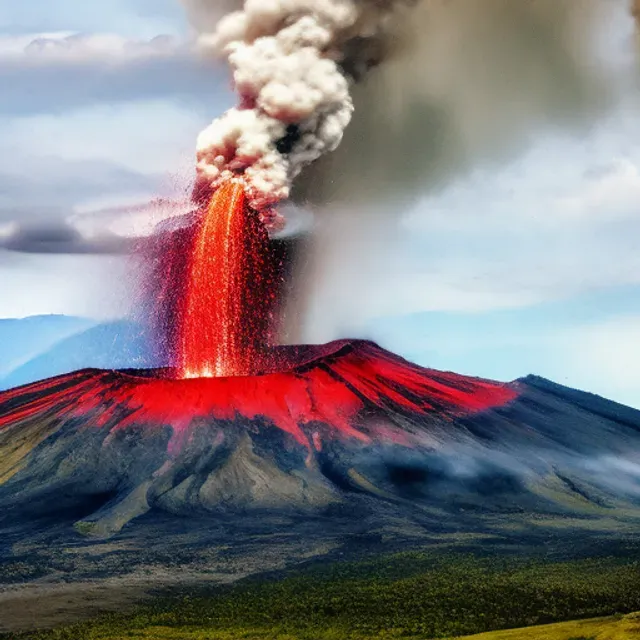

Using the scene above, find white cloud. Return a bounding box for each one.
[1,32,185,65]
[0,0,188,40]
[70,197,194,239]
[0,253,131,319]
[0,2,203,321]
[0,32,73,56]
[0,100,202,176]
[558,159,640,221]
[0,32,222,117]
[404,105,640,234]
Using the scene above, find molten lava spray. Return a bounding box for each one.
[178,181,276,378]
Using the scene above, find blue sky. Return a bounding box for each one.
[1,0,640,408]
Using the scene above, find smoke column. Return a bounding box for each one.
[183,0,419,221]
[179,0,638,347]
[286,0,640,342]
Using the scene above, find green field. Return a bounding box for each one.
[14,614,640,640]
[462,612,640,639]
[7,552,640,640]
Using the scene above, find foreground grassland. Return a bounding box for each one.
[7,552,640,640]
[17,614,640,640]
[464,612,640,639]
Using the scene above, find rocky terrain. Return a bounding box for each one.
[2,340,640,630]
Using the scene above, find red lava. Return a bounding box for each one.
[0,341,518,452]
[176,181,278,378]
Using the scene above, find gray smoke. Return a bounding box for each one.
[283,0,639,342]
[295,0,636,205]
[180,0,638,342]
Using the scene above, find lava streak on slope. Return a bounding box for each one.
[0,341,517,453]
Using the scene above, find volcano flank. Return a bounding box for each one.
[2,339,640,535]
[3,339,640,618]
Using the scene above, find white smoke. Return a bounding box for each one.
[183,0,417,214]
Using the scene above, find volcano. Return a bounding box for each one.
[3,337,640,624]
[4,339,640,632]
[2,338,640,547]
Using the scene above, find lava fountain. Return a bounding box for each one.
[176,181,278,379]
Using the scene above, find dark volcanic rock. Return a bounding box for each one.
[1,340,640,584]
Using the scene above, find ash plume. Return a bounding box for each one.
[283,0,640,342]
[181,0,418,218]
[295,0,638,206]
[180,0,638,342]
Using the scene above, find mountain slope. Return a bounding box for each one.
[1,339,640,537]
[1,339,640,595]
[1,319,160,390]
[0,315,94,378]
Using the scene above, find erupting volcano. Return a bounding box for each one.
[0,170,531,530]
[3,0,640,572]
[4,167,640,553]
[5,175,640,540]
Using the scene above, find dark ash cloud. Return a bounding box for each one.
[0,221,133,255]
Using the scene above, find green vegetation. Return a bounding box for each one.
[462,611,640,639]
[73,522,96,536]
[7,552,640,640]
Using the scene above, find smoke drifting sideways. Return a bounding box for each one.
[182,0,419,225]
[286,0,640,342]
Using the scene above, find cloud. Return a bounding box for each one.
[565,316,640,397]
[0,54,219,254]
[0,0,187,39]
[292,108,640,342]
[0,1,199,317]
[0,32,224,116]
[0,32,181,63]
[70,198,194,238]
[0,98,211,231]
[0,221,132,255]
[403,106,640,233]
[0,251,131,319]
[0,157,161,215]
[0,101,206,175]
[559,159,640,221]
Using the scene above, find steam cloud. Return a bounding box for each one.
[182,0,418,218]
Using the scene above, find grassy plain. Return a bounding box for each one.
[6,551,640,640]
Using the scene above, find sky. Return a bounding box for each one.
[1,0,640,408]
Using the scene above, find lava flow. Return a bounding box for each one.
[0,340,518,453]
[0,168,520,462]
[177,181,277,379]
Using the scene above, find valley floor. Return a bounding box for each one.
[4,547,640,640]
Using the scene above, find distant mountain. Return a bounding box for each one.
[0,315,95,378]
[0,320,161,390]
